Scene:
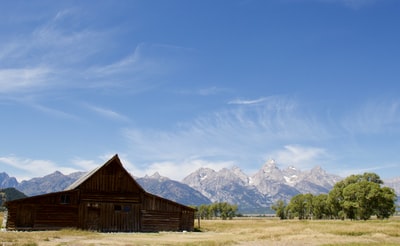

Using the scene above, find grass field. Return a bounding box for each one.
[1,212,400,245]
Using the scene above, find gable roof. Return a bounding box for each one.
[65,154,144,193]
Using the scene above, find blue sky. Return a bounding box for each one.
[1,0,400,181]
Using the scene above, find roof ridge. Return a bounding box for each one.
[64,154,120,191]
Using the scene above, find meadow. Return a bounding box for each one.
[1,212,400,245]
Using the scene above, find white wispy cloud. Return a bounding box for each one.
[0,10,179,95]
[124,96,331,173]
[268,145,328,169]
[341,99,400,135]
[31,9,105,65]
[70,153,124,172]
[174,86,231,96]
[198,86,231,96]
[0,10,105,95]
[85,42,189,91]
[0,9,192,126]
[54,9,75,21]
[31,103,80,120]
[84,104,130,122]
[1,9,103,68]
[70,155,112,172]
[337,163,400,178]
[0,67,51,93]
[88,46,142,78]
[0,155,79,181]
[228,97,268,105]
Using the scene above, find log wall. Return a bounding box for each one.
[6,190,79,230]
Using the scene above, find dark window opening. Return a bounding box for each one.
[114,205,122,211]
[123,205,131,212]
[60,194,71,204]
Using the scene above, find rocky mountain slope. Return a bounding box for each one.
[182,160,343,213]
[250,160,342,199]
[182,167,270,213]
[17,171,86,196]
[0,173,18,189]
[136,172,211,206]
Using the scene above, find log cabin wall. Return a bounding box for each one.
[141,193,195,232]
[141,193,181,232]
[180,209,195,231]
[6,190,79,230]
[78,202,141,232]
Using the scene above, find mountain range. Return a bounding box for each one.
[182,160,343,213]
[0,160,398,214]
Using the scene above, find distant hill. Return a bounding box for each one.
[0,187,27,210]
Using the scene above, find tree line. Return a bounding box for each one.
[193,202,238,220]
[272,172,397,220]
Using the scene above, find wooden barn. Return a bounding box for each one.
[5,154,195,232]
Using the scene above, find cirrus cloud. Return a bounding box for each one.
[0,155,79,181]
[124,96,332,175]
[268,145,328,169]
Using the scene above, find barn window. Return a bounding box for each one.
[114,205,122,212]
[87,203,99,208]
[123,205,131,212]
[60,194,71,204]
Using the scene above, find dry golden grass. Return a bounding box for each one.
[1,212,400,245]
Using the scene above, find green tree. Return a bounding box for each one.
[375,187,397,219]
[361,172,383,184]
[304,193,314,219]
[288,194,307,219]
[327,181,345,219]
[312,194,329,219]
[209,203,219,219]
[341,184,357,220]
[271,200,287,219]
[219,202,229,220]
[195,202,238,220]
[197,204,211,219]
[218,202,238,220]
[228,204,238,219]
[327,172,396,220]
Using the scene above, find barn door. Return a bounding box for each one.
[17,205,34,228]
[85,205,100,231]
[110,204,141,232]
